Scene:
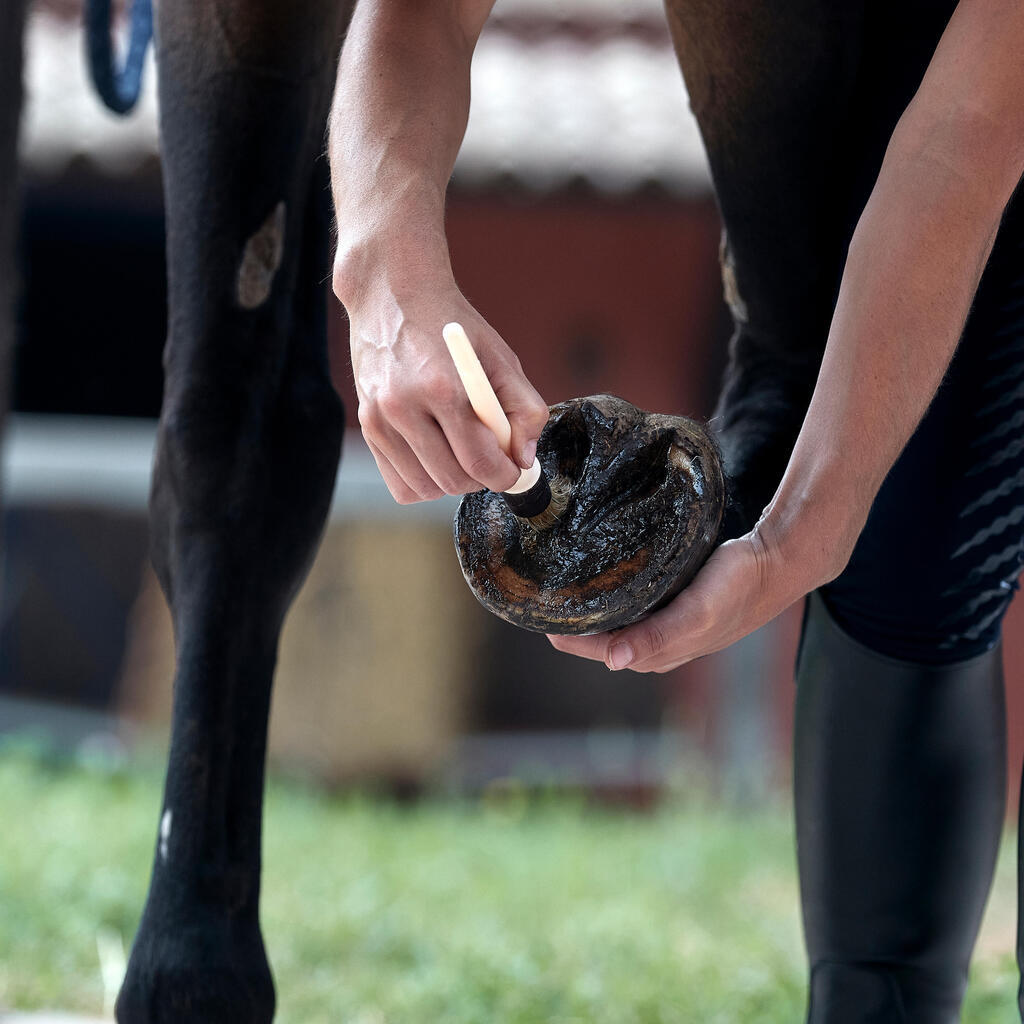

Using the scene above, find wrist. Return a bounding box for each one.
[755,466,872,587]
[333,226,454,316]
[332,180,453,314]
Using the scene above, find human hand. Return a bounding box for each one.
[546,515,851,673]
[345,280,550,504]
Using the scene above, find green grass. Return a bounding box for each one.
[0,742,1018,1023]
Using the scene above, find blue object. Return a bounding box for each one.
[84,0,153,115]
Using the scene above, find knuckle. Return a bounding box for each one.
[628,623,664,663]
[376,389,407,423]
[432,473,460,496]
[645,621,667,654]
[376,389,415,425]
[530,395,551,424]
[416,480,445,501]
[443,474,478,497]
[468,452,511,489]
[330,264,346,304]
[422,371,456,407]
[357,402,380,434]
[466,453,494,480]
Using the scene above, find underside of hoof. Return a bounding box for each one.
[455,394,726,635]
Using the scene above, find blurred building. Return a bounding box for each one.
[9,0,1022,806]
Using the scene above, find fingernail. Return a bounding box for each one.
[609,643,633,670]
[520,440,537,468]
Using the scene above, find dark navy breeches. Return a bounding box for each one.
[823,188,1024,665]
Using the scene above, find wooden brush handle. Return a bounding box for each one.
[442,321,540,494]
[442,322,514,453]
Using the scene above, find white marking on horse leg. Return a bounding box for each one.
[237,201,286,309]
[719,231,748,324]
[159,808,173,862]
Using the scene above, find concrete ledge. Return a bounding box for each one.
[1,415,458,522]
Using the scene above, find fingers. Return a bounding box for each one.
[358,368,536,500]
[546,545,750,673]
[613,594,710,671]
[546,632,614,666]
[363,395,522,499]
[490,360,551,469]
[352,308,546,501]
[546,537,805,673]
[437,413,522,494]
[546,608,681,675]
[401,417,486,496]
[364,434,443,504]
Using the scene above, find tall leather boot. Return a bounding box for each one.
[795,592,1006,1023]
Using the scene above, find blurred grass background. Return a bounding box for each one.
[0,742,1018,1024]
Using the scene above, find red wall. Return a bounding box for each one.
[329,192,727,425]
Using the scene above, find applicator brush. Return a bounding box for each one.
[443,321,568,530]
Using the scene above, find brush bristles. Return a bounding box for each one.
[524,474,571,531]
[501,469,571,531]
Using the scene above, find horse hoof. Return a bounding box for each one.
[116,914,275,1024]
[455,394,727,635]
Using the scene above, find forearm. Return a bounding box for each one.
[325,0,548,503]
[329,1,483,309]
[764,115,1016,577]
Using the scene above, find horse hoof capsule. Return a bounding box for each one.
[454,394,728,635]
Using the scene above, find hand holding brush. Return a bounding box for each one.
[443,322,568,530]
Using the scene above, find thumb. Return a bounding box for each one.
[492,368,550,469]
[608,616,668,670]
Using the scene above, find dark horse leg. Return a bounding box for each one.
[0,0,28,444]
[664,0,864,531]
[665,0,956,530]
[116,2,351,1020]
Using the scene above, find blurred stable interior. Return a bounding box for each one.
[7,0,1024,808]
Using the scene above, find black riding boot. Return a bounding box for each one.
[795,592,1005,1023]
